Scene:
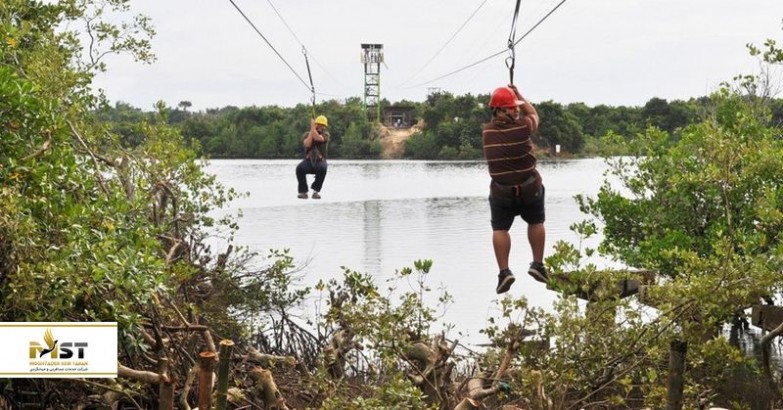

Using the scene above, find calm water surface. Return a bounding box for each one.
[205,158,611,343]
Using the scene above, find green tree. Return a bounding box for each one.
[573,85,783,406]
[667,99,699,133]
[340,121,381,159]
[0,2,303,406]
[642,97,670,130]
[404,131,440,159]
[96,101,150,147]
[536,100,585,153]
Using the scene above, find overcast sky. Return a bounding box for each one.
[92,0,783,111]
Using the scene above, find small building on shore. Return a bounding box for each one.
[382,105,416,129]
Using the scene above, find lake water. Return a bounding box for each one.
[205,158,612,344]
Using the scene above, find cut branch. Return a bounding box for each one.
[118,363,163,384]
[215,339,235,410]
[198,351,217,410]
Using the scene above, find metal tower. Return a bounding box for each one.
[361,43,383,122]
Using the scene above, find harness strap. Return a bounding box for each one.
[510,174,536,197]
[492,174,537,198]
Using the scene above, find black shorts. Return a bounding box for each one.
[489,185,546,231]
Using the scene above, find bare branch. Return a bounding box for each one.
[118,363,163,384]
[20,130,52,161]
[79,378,144,410]
[179,365,199,410]
[245,347,297,368]
[67,120,109,195]
[761,320,783,400]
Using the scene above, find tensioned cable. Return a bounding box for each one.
[265,0,353,95]
[265,0,305,47]
[303,47,316,117]
[399,0,489,87]
[506,0,522,84]
[404,0,569,89]
[512,0,568,51]
[227,0,311,91]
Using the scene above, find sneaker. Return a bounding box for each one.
[528,261,548,283]
[496,269,515,294]
[297,192,308,199]
[311,191,321,199]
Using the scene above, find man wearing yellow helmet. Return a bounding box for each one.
[296,115,330,199]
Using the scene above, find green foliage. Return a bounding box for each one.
[2,0,167,328]
[320,375,431,410]
[582,89,783,283]
[536,100,586,152]
[339,120,381,159]
[411,91,486,159]
[0,0,271,368]
[581,131,635,157]
[404,131,440,159]
[312,260,454,408]
[172,99,382,159]
[319,260,450,354]
[540,44,783,407]
[94,82,767,160]
[748,38,783,64]
[577,89,783,348]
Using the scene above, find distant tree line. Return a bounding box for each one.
[98,92,783,159]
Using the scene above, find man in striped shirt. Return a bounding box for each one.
[482,84,547,294]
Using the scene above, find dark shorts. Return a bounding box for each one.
[489,185,546,231]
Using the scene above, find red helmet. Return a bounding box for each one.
[489,87,523,108]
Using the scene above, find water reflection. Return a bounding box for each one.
[363,200,382,276]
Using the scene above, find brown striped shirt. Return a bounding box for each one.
[482,115,538,189]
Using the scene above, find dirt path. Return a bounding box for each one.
[378,124,418,159]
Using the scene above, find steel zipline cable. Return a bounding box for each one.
[399,0,489,87]
[265,0,306,47]
[302,47,316,117]
[404,0,570,89]
[265,0,347,101]
[505,0,522,84]
[227,0,311,92]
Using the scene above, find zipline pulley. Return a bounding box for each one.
[505,41,516,86]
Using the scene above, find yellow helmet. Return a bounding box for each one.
[315,115,328,127]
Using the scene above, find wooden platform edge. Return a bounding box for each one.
[751,304,783,332]
[550,269,655,302]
